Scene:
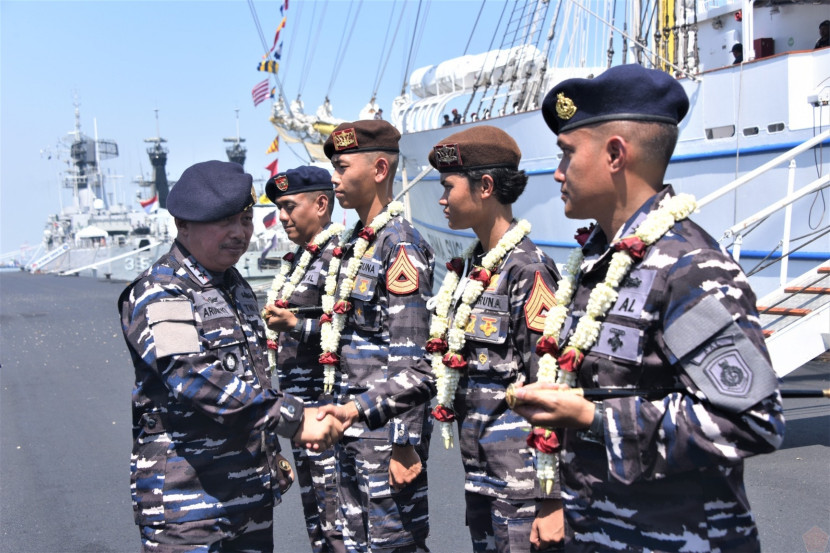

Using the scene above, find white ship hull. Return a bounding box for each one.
[397,49,830,298]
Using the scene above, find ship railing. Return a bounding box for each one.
[698,128,830,287]
[59,240,162,277]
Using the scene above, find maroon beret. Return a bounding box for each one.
[324,119,401,159]
[428,125,521,173]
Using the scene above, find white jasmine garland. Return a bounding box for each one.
[319,202,404,394]
[430,219,532,449]
[262,223,344,373]
[531,193,697,494]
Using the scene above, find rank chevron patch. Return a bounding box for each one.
[387,246,419,295]
[524,271,556,332]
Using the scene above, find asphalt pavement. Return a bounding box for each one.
[0,272,827,553]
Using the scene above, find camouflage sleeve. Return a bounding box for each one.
[602,248,785,484]
[123,283,305,439]
[508,262,560,383]
[363,240,435,445]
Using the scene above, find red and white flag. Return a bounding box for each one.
[252,79,270,107]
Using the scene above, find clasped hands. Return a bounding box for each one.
[510,382,596,429]
[263,303,297,332]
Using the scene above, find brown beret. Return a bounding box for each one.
[324,119,401,159]
[428,125,521,173]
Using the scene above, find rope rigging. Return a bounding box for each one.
[371,0,407,104]
[326,0,365,97]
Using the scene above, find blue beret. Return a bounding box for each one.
[323,119,400,159]
[167,160,255,222]
[265,166,333,203]
[542,64,689,135]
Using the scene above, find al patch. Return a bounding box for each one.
[524,272,555,332]
[608,268,656,319]
[387,246,419,295]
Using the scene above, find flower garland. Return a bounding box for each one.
[318,201,404,394]
[262,223,344,373]
[428,220,532,449]
[528,193,698,493]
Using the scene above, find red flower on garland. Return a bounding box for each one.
[333,300,352,314]
[526,427,560,454]
[283,251,295,263]
[357,227,375,242]
[320,312,333,324]
[333,246,344,258]
[613,236,647,260]
[305,243,320,255]
[445,257,464,276]
[557,346,584,373]
[319,352,340,365]
[469,266,491,283]
[574,223,595,246]
[432,405,456,422]
[535,336,560,357]
[266,339,278,350]
[274,299,289,309]
[442,352,468,371]
[426,338,449,354]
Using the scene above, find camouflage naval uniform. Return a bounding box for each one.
[119,241,305,552]
[450,229,561,553]
[334,208,435,553]
[277,225,345,553]
[558,186,785,552]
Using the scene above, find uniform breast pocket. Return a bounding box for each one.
[351,299,383,333]
[201,319,248,376]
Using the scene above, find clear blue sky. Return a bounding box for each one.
[1,0,505,254]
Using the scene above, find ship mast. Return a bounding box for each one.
[224,108,247,167]
[144,109,170,209]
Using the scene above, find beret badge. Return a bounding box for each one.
[332,128,358,151]
[555,92,577,120]
[274,175,289,192]
[249,186,257,208]
[433,143,461,167]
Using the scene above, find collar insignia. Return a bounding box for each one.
[556,92,577,120]
[333,128,358,151]
[433,143,461,167]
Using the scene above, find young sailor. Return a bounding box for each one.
[263,165,345,553]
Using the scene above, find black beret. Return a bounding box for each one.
[167,160,255,222]
[428,125,521,173]
[323,119,401,159]
[265,165,333,203]
[542,64,690,135]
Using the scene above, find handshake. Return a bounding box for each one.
[290,403,362,451]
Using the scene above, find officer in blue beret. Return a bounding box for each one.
[119,160,345,552]
[511,65,784,552]
[263,165,346,553]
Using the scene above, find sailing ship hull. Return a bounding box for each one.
[397,49,830,298]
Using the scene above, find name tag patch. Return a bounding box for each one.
[194,290,233,322]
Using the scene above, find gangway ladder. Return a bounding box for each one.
[696,129,830,377]
[758,262,830,377]
[26,243,70,272]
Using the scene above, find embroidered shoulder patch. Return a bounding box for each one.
[524,272,556,332]
[387,246,419,295]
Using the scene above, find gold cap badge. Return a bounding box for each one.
[555,93,577,120]
[274,175,288,192]
[332,128,358,151]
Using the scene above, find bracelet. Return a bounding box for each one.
[353,399,366,423]
[588,402,604,437]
